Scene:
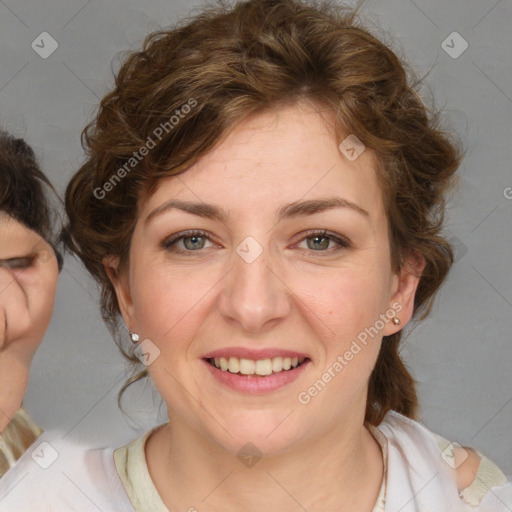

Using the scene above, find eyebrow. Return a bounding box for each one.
[145,196,369,225]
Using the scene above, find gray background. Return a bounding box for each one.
[1,0,511,475]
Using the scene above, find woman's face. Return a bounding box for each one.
[109,102,421,454]
[0,212,59,360]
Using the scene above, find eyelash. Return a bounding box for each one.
[161,229,351,256]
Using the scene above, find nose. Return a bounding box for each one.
[218,243,291,333]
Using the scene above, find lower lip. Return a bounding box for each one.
[203,359,310,394]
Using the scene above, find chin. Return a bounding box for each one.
[208,413,306,457]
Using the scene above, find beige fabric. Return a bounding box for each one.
[0,407,43,478]
[460,452,508,506]
[368,424,388,512]
[114,423,169,512]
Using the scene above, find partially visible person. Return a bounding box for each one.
[0,130,62,477]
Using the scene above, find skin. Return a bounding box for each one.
[0,212,59,433]
[105,101,472,511]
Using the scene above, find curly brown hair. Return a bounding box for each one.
[63,0,462,425]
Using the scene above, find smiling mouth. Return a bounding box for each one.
[206,356,309,376]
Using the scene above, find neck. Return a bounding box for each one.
[146,411,384,512]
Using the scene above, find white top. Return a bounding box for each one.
[0,410,510,511]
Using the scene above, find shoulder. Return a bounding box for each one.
[0,429,135,512]
[451,445,483,491]
[372,411,512,511]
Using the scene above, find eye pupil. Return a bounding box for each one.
[308,236,329,250]
[184,235,204,250]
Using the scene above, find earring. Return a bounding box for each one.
[392,317,400,326]
[129,331,140,344]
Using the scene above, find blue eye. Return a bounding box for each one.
[297,230,350,253]
[162,230,214,253]
[162,229,350,256]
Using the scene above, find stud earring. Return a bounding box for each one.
[129,331,140,344]
[392,317,400,326]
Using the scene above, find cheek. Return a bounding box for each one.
[293,265,390,338]
[15,265,59,337]
[296,271,387,394]
[131,263,215,346]
[16,257,59,297]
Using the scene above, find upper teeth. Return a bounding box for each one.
[211,356,305,376]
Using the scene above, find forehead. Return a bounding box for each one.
[0,211,42,245]
[141,102,384,222]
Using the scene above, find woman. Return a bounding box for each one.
[0,0,510,510]
[0,130,61,476]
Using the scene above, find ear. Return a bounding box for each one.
[103,255,136,331]
[383,249,426,336]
